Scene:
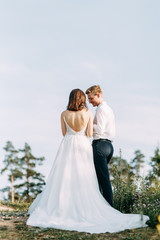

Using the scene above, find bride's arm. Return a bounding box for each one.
[61,112,67,136]
[86,111,93,138]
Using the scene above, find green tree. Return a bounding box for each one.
[131,150,145,177]
[19,143,45,202]
[110,149,134,184]
[110,149,136,212]
[1,141,23,202]
[149,146,160,185]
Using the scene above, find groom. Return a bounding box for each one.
[85,85,115,207]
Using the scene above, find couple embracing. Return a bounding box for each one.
[27,85,149,234]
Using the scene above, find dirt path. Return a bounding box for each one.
[0,203,14,211]
[0,204,27,231]
[0,206,159,240]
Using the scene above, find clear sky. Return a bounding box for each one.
[0,0,160,190]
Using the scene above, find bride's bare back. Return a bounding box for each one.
[61,109,93,137]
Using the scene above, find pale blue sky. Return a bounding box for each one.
[0,0,160,190]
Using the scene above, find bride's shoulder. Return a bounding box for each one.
[82,109,93,120]
[86,109,93,117]
[61,110,68,118]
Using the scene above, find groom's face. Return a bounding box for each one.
[87,93,99,107]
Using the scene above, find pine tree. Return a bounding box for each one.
[1,141,23,202]
[150,146,160,184]
[109,149,134,184]
[110,149,136,213]
[19,143,45,202]
[131,150,145,177]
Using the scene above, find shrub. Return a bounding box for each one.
[112,165,137,213]
[130,183,160,228]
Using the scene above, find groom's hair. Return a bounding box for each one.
[85,85,102,95]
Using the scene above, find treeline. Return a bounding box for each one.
[0,141,160,203]
[109,147,160,186]
[1,141,45,202]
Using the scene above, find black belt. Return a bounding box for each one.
[93,138,112,143]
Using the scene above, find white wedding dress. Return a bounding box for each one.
[27,118,149,234]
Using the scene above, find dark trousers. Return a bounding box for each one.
[92,139,114,207]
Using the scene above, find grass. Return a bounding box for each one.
[0,201,160,240]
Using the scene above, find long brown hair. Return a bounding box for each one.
[67,89,88,111]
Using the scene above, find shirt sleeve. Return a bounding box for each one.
[93,108,106,135]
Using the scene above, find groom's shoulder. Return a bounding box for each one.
[99,102,114,114]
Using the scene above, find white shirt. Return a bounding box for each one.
[93,101,115,141]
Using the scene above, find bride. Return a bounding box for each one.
[27,89,149,234]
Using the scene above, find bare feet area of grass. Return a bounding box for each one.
[0,202,159,240]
